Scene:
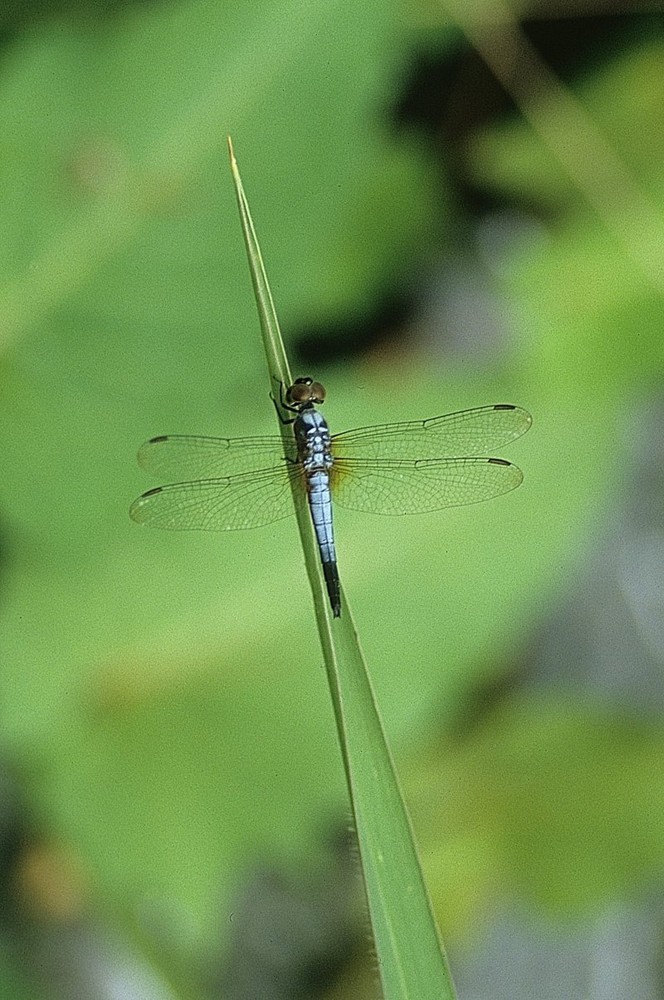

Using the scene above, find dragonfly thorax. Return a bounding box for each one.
[295,408,333,473]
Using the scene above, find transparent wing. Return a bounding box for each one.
[331,457,523,514]
[332,405,531,460]
[129,465,300,531]
[137,434,293,480]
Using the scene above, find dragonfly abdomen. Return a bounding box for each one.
[306,470,336,564]
[308,471,340,617]
[295,409,340,617]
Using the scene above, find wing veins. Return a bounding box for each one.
[130,465,299,530]
[137,433,292,479]
[332,404,531,459]
[331,456,523,514]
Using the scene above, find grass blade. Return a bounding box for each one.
[228,137,456,999]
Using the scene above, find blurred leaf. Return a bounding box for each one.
[0,0,447,962]
[0,953,36,1000]
[409,700,664,926]
[468,39,664,212]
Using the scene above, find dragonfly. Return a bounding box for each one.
[130,377,532,617]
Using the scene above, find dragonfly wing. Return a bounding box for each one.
[130,465,299,530]
[331,457,523,514]
[332,405,532,460]
[137,434,293,480]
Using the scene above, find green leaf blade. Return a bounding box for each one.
[229,139,456,999]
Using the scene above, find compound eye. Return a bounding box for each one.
[286,379,313,404]
[309,381,326,404]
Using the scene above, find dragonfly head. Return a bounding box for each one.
[286,377,326,408]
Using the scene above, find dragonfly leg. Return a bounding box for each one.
[270,377,298,425]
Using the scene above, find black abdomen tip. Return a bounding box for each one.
[323,562,342,617]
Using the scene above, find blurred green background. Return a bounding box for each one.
[1,1,664,998]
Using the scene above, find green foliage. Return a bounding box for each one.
[0,954,34,1000]
[0,3,662,997]
[409,701,664,933]
[0,2,449,989]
